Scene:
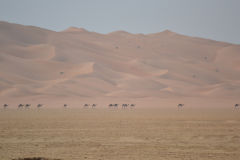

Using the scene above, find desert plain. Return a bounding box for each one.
[0,106,240,160]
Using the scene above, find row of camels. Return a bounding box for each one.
[177,104,240,108]
[1,103,135,109]
[2,103,239,109]
[177,104,240,109]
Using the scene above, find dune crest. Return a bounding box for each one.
[62,27,89,33]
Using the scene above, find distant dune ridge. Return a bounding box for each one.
[0,21,240,102]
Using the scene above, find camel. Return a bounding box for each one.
[235,104,239,108]
[122,104,129,109]
[84,104,89,108]
[130,104,135,108]
[177,104,184,108]
[109,104,118,109]
[25,104,31,109]
[92,104,97,108]
[18,104,24,109]
[108,104,113,108]
[114,104,118,108]
[3,104,8,109]
[37,104,43,108]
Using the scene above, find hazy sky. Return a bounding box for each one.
[0,0,240,44]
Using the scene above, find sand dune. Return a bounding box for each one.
[0,21,239,103]
[4,44,55,60]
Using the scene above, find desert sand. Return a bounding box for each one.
[0,108,240,160]
[0,21,240,160]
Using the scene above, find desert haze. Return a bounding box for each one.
[0,21,240,160]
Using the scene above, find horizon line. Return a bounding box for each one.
[0,20,238,45]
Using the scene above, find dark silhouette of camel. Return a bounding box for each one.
[3,104,8,109]
[18,104,24,109]
[114,104,118,108]
[130,104,135,108]
[122,104,129,109]
[37,104,43,108]
[235,104,239,108]
[84,104,89,108]
[25,104,31,109]
[109,104,118,109]
[177,104,184,108]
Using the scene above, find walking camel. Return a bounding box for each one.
[109,104,118,109]
[92,104,97,108]
[25,104,31,109]
[3,104,8,109]
[84,104,89,108]
[235,104,239,109]
[114,104,118,108]
[18,104,24,109]
[108,104,113,108]
[37,104,43,108]
[122,104,129,109]
[177,104,184,109]
[130,104,136,109]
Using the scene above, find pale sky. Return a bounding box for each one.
[0,0,240,44]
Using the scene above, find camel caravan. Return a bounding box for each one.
[108,104,118,109]
[2,103,137,109]
[2,103,44,109]
[83,104,97,109]
[108,104,136,109]
[176,103,240,109]
[1,103,240,110]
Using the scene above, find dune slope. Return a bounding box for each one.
[0,21,240,101]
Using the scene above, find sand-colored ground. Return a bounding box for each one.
[0,107,239,160]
